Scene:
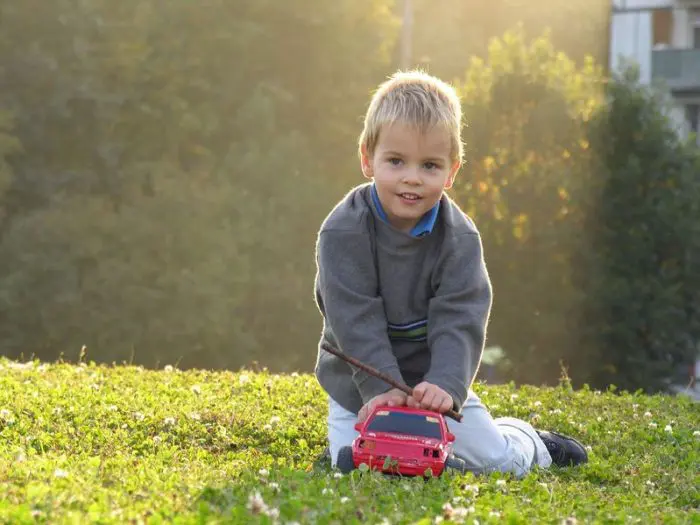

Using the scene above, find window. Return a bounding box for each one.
[366,411,443,439]
[653,8,673,46]
[693,9,700,49]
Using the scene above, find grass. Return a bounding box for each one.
[0,357,698,524]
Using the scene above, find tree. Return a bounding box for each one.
[0,0,399,370]
[569,64,700,392]
[451,28,604,385]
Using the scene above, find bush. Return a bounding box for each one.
[569,65,700,392]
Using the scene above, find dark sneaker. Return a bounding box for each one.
[536,430,588,467]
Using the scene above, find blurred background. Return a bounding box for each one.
[0,0,699,396]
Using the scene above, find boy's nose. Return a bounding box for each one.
[402,169,421,185]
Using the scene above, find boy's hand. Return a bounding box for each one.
[357,388,407,422]
[407,382,454,413]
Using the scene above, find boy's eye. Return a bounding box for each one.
[423,162,439,170]
[388,157,402,166]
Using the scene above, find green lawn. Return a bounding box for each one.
[0,358,697,524]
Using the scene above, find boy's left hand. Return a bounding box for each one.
[407,382,453,413]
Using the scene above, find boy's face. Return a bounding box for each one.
[361,122,459,233]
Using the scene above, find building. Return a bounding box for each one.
[610,0,700,143]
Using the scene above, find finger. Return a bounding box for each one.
[439,395,453,413]
[429,393,444,412]
[358,406,367,423]
[421,390,437,410]
[412,383,426,402]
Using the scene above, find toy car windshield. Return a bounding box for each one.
[366,410,443,439]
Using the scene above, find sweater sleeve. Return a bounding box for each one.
[423,232,493,411]
[316,229,404,404]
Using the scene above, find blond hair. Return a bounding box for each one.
[359,70,463,164]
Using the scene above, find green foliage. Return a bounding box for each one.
[0,359,697,523]
[451,28,605,385]
[409,0,609,80]
[569,65,700,393]
[0,0,399,370]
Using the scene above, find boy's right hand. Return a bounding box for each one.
[357,388,407,422]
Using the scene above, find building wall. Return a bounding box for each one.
[610,0,700,140]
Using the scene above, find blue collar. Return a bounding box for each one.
[370,183,440,237]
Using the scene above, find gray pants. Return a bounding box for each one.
[328,389,552,478]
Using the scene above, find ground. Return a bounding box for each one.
[0,358,697,524]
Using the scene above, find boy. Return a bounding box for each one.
[314,70,587,477]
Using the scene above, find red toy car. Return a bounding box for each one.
[336,405,466,477]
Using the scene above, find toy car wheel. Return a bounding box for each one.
[336,446,355,474]
[445,455,467,473]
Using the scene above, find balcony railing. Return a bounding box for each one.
[652,48,700,92]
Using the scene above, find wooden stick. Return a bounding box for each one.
[324,346,463,422]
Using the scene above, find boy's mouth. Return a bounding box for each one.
[399,193,421,201]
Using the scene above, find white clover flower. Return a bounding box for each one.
[0,409,11,419]
[340,497,350,504]
[664,425,672,433]
[451,506,474,523]
[263,424,273,432]
[267,507,280,519]
[496,479,507,487]
[191,385,201,395]
[106,405,118,412]
[291,372,299,377]
[246,491,267,515]
[643,411,652,418]
[90,384,100,391]
[333,472,343,479]
[693,430,700,437]
[153,436,162,445]
[53,468,69,478]
[164,417,176,426]
[586,445,593,452]
[489,511,501,518]
[269,482,280,492]
[434,517,444,524]
[533,401,542,407]
[15,450,26,462]
[461,484,479,495]
[538,482,549,489]
[510,394,518,400]
[552,408,562,414]
[322,488,333,495]
[269,416,281,425]
[258,468,269,478]
[133,412,145,421]
[596,416,602,422]
[189,412,201,421]
[632,404,639,410]
[239,374,250,385]
[649,422,657,429]
[452,496,464,504]
[164,365,174,372]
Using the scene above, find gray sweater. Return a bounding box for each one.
[314,183,492,414]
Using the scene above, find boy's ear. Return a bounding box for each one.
[444,161,460,190]
[360,143,373,180]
